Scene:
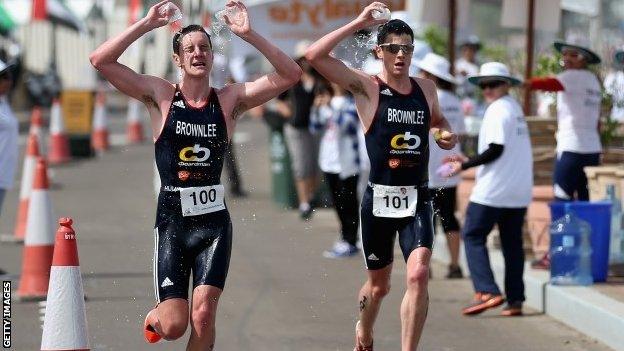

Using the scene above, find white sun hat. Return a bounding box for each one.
[416,53,459,84]
[467,62,522,86]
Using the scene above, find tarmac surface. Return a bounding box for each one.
[0,113,614,350]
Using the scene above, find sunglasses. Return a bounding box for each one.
[379,43,414,55]
[479,80,506,90]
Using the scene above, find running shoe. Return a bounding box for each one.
[446,264,463,279]
[354,321,374,351]
[323,241,359,259]
[143,309,162,343]
[300,207,314,221]
[462,292,505,315]
[501,301,523,316]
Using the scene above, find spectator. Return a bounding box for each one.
[417,53,466,279]
[276,40,320,220]
[604,49,624,123]
[455,35,481,99]
[527,38,602,270]
[528,38,602,202]
[310,80,362,258]
[446,62,532,317]
[0,60,18,277]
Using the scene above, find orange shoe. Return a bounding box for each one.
[143,309,162,343]
[462,293,505,316]
[354,321,374,351]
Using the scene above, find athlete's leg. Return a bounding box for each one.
[146,299,189,340]
[400,247,431,351]
[186,212,232,350]
[356,263,393,347]
[397,198,434,350]
[186,285,222,351]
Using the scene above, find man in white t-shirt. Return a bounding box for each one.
[0,60,17,230]
[605,50,624,122]
[446,62,532,317]
[528,39,602,202]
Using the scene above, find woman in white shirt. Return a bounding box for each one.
[416,53,466,279]
[0,60,18,225]
[310,81,362,258]
[447,62,533,317]
[528,39,602,201]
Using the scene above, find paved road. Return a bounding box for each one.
[0,115,613,350]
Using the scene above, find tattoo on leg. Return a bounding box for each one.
[142,95,160,111]
[359,296,368,312]
[348,81,370,99]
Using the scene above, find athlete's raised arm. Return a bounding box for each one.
[221,1,302,120]
[305,2,387,98]
[89,0,172,102]
[419,78,457,150]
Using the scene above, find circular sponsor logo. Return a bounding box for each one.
[389,158,401,169]
[178,170,190,181]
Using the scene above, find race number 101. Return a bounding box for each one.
[383,195,409,209]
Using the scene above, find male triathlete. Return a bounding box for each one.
[306,2,456,350]
[89,1,301,349]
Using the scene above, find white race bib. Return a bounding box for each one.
[372,184,418,218]
[180,185,225,217]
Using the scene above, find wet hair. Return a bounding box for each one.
[377,19,414,45]
[172,24,212,55]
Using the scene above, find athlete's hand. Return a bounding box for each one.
[224,1,251,38]
[143,0,173,30]
[354,2,390,30]
[432,128,457,150]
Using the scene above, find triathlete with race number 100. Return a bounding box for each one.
[89,1,301,349]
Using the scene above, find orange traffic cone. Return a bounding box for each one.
[126,99,144,144]
[17,158,55,301]
[29,106,45,156]
[91,92,109,153]
[48,99,71,165]
[2,134,41,243]
[40,218,90,351]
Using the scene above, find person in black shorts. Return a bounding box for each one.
[306,3,457,350]
[90,1,301,349]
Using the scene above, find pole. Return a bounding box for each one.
[449,0,457,75]
[523,0,535,115]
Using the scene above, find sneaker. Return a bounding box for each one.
[462,293,505,316]
[446,264,463,279]
[354,321,374,351]
[143,309,162,343]
[501,302,523,316]
[299,204,314,220]
[323,241,359,258]
[531,254,550,270]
